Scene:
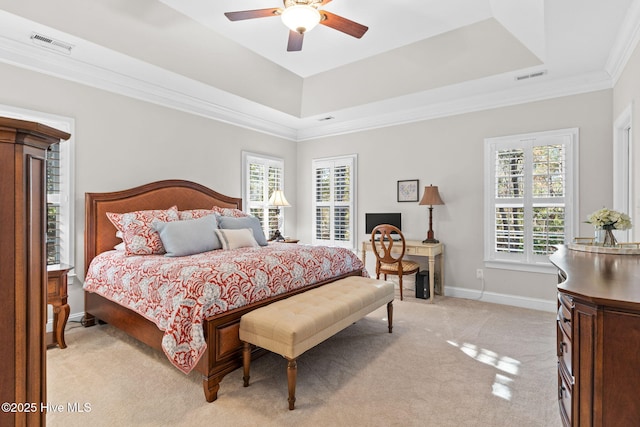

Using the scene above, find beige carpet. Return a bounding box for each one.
[46,296,562,427]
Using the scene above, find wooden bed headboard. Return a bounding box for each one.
[84,179,242,275]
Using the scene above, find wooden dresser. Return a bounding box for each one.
[0,117,70,427]
[550,245,640,427]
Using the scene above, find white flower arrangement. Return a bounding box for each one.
[586,208,632,230]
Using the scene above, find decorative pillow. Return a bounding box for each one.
[114,230,124,250]
[153,215,221,257]
[178,209,217,220]
[106,206,179,256]
[212,206,248,218]
[217,215,268,246]
[214,228,259,250]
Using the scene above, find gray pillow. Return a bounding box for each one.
[217,215,268,246]
[153,214,221,257]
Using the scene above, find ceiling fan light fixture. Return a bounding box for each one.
[281,5,321,34]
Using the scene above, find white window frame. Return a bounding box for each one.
[484,128,578,274]
[0,104,75,271]
[242,151,285,239]
[613,105,633,242]
[311,154,357,249]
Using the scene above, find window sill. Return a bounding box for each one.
[484,260,557,275]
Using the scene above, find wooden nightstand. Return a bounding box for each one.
[47,264,72,349]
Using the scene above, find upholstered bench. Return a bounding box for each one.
[239,276,394,410]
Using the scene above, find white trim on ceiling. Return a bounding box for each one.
[0,10,637,142]
[296,71,613,141]
[605,0,640,84]
[0,33,300,141]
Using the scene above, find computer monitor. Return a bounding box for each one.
[365,213,402,238]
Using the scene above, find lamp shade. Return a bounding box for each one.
[268,190,291,207]
[419,185,444,206]
[281,5,321,33]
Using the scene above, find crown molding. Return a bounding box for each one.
[605,0,640,84]
[0,33,300,141]
[0,17,622,143]
[296,71,613,141]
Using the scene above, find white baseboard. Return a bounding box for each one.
[46,312,85,333]
[444,286,556,313]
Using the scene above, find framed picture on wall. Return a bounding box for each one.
[397,179,419,202]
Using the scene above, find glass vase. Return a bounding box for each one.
[594,227,604,245]
[595,227,617,247]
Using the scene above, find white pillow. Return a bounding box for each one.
[154,215,221,257]
[217,215,268,246]
[214,228,259,250]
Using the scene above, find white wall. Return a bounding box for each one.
[613,41,640,240]
[0,62,297,323]
[297,90,613,310]
[0,51,628,317]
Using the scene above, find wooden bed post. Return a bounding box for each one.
[202,375,223,403]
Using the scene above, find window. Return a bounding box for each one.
[484,129,578,272]
[0,105,74,267]
[312,155,357,248]
[242,152,285,240]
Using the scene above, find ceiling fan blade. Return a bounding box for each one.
[319,11,368,38]
[287,30,304,52]
[224,8,280,21]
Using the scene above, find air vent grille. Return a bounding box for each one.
[30,33,74,55]
[515,70,547,81]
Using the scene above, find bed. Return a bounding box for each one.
[83,179,365,402]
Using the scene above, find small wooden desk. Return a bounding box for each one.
[361,240,444,303]
[47,264,72,349]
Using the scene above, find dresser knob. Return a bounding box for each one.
[559,341,567,355]
[558,384,567,399]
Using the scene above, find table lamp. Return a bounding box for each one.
[419,185,444,244]
[268,189,290,241]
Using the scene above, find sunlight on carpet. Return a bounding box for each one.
[46,296,562,427]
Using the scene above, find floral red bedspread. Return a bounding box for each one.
[83,243,367,373]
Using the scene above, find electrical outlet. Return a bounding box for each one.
[476,269,484,280]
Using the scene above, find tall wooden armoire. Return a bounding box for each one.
[0,117,71,427]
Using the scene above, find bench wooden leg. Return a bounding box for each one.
[387,301,393,333]
[242,342,251,387]
[287,358,297,410]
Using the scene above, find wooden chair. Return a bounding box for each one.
[371,224,420,301]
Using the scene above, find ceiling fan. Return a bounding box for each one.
[224,0,368,52]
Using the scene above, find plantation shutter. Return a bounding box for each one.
[244,153,284,239]
[46,143,62,265]
[312,155,356,248]
[485,129,576,269]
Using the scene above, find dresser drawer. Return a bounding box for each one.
[558,371,572,427]
[558,293,573,339]
[557,323,573,375]
[47,276,60,298]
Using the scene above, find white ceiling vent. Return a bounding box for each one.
[515,70,547,81]
[30,33,74,55]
